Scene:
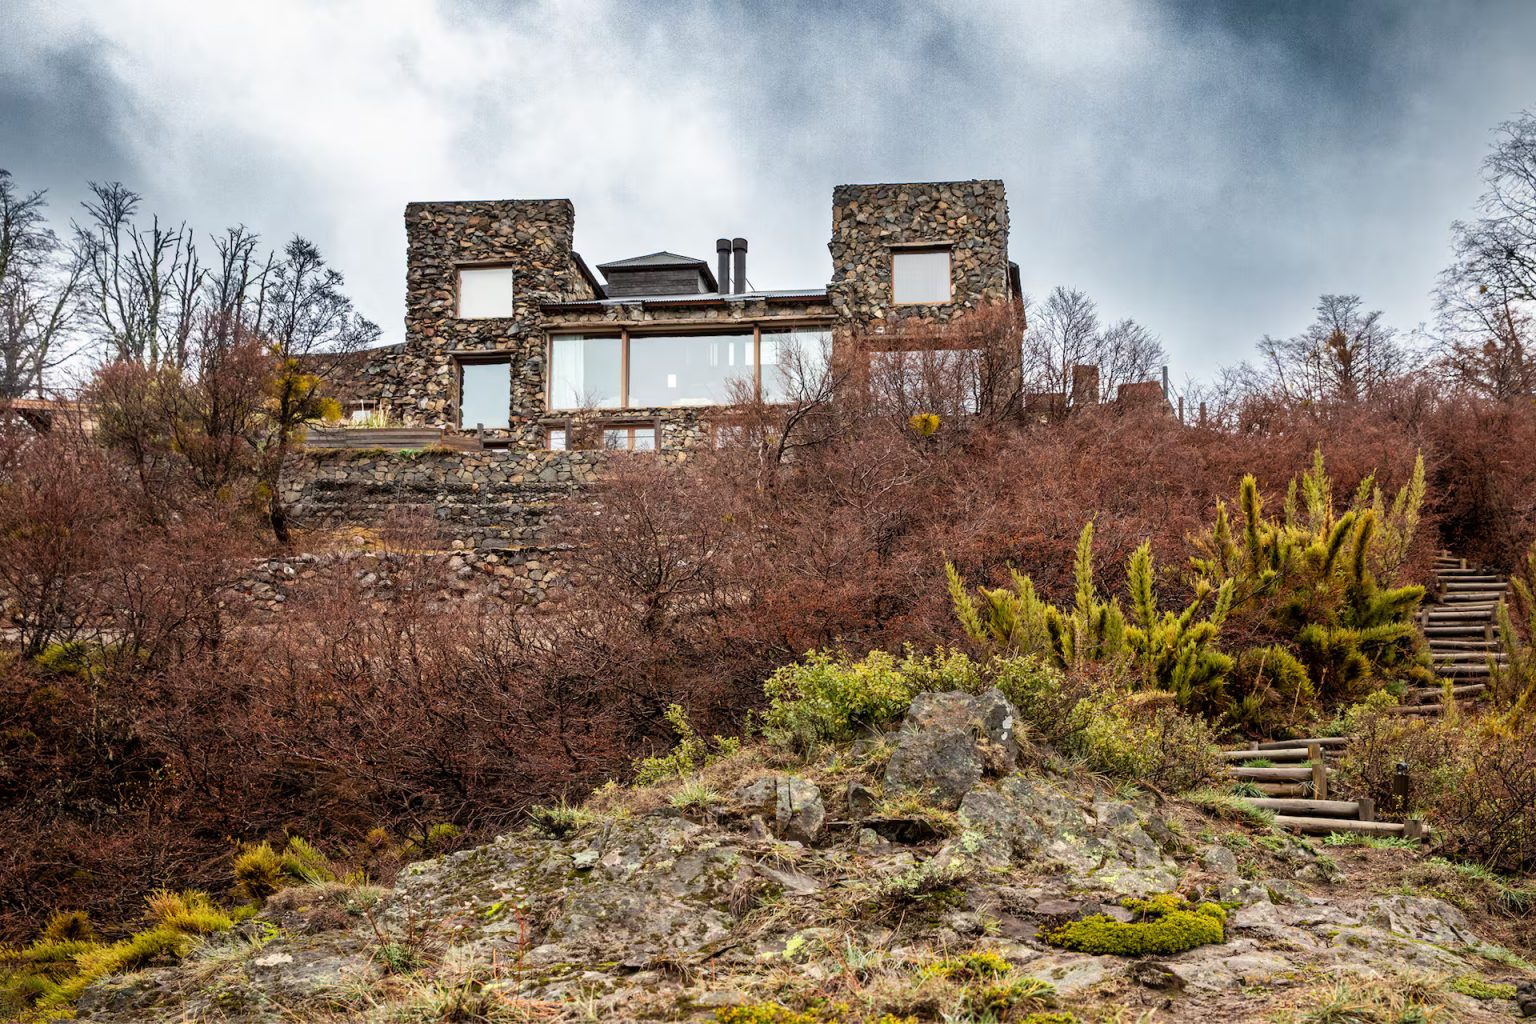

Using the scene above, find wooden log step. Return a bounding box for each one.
[1224,765,1317,781]
[1243,797,1362,818]
[1436,664,1493,678]
[1220,748,1312,763]
[1428,638,1502,649]
[1250,782,1311,797]
[1435,571,1501,580]
[1385,702,1477,715]
[1255,736,1351,749]
[1411,682,1487,699]
[1442,582,1507,592]
[1424,625,1497,636]
[1274,815,1423,839]
[1426,606,1499,617]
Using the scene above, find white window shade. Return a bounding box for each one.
[891,250,952,304]
[458,267,514,318]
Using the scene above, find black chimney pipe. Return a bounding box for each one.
[731,237,748,294]
[715,238,731,294]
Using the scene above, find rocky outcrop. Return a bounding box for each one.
[883,688,1019,808]
[65,691,1533,1023]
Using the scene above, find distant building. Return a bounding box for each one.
[335,179,1021,453]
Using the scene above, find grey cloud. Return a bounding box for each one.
[2,0,1534,379]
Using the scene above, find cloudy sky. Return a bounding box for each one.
[4,0,1535,380]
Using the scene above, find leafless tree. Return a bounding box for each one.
[72,182,204,367]
[257,236,380,541]
[1244,294,1416,404]
[1022,286,1165,400]
[1436,111,1536,398]
[0,170,79,397]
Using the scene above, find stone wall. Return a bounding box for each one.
[387,199,598,440]
[283,446,607,553]
[828,179,1011,326]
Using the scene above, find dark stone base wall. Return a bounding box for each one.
[284,447,608,554]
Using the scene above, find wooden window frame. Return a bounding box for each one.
[889,244,954,307]
[452,351,512,431]
[454,263,517,320]
[546,321,835,412]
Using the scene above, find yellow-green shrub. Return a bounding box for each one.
[763,650,919,751]
[1067,690,1219,791]
[145,890,234,935]
[632,704,741,784]
[233,836,338,902]
[917,947,1012,982]
[1043,893,1226,956]
[715,1006,915,1024]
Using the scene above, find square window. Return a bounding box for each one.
[761,328,833,403]
[549,335,622,410]
[459,360,510,429]
[891,249,952,305]
[547,428,567,450]
[457,267,514,319]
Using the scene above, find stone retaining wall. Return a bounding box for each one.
[284,446,607,553]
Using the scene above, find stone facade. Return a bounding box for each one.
[828,179,1013,327]
[283,447,607,552]
[336,179,1014,455]
[380,199,597,442]
[289,180,1023,565]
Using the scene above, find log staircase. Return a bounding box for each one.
[1219,551,1509,840]
[1400,550,1507,715]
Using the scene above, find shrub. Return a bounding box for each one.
[715,1007,916,1024]
[1067,690,1219,791]
[1336,699,1536,872]
[527,799,597,838]
[762,650,918,751]
[916,947,1012,982]
[37,911,94,945]
[633,704,742,785]
[231,842,284,903]
[1042,893,1226,956]
[961,976,1056,1019]
[232,837,338,903]
[144,890,233,935]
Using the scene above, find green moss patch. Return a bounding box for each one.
[1042,893,1226,956]
[1451,974,1516,1000]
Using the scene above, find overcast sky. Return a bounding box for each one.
[4,0,1535,381]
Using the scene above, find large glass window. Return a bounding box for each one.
[549,335,622,410]
[457,267,514,318]
[459,360,510,428]
[627,332,755,408]
[891,249,952,304]
[761,328,833,403]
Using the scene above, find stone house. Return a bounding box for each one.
[331,179,1022,454]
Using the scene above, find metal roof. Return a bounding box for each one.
[541,288,829,311]
[594,251,709,271]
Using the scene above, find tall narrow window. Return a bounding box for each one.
[891,249,951,304]
[457,267,514,318]
[459,360,510,429]
[549,335,622,409]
